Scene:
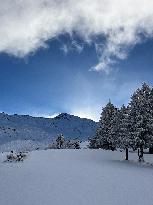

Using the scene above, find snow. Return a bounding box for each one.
[80,140,90,149]
[0,113,97,151]
[0,139,49,152]
[0,149,153,205]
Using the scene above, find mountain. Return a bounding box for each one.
[0,112,98,151]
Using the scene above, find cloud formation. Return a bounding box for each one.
[1,0,153,71]
[60,40,84,55]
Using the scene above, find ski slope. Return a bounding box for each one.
[0,149,153,205]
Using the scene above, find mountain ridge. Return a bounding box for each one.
[0,112,98,151]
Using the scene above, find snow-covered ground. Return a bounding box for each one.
[0,149,153,205]
[0,112,97,147]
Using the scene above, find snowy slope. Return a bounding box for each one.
[0,149,153,205]
[0,112,97,151]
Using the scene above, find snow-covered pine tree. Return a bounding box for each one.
[148,87,153,153]
[88,137,96,149]
[108,107,121,150]
[89,128,101,149]
[117,105,131,160]
[56,134,65,149]
[128,83,153,161]
[74,140,80,149]
[66,139,81,149]
[91,100,118,150]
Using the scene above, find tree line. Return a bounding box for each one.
[89,83,153,161]
[48,134,81,149]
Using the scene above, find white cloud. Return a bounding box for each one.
[60,44,69,55]
[0,0,153,71]
[60,40,84,55]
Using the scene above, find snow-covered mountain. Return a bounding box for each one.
[0,112,98,151]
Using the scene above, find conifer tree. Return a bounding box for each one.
[56,134,65,149]
[91,100,118,150]
[148,88,153,153]
[128,83,153,161]
[89,131,101,149]
[117,105,131,160]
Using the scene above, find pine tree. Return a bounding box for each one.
[117,105,131,160]
[91,100,118,150]
[89,137,96,149]
[56,134,65,149]
[148,88,153,153]
[89,128,102,149]
[128,83,153,161]
[109,107,121,150]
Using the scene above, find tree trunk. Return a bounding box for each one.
[139,146,144,162]
[138,148,140,157]
[149,147,153,154]
[125,148,128,160]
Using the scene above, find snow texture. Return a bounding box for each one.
[0,112,97,152]
[0,149,153,205]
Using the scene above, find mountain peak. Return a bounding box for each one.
[54,113,72,120]
[0,111,98,152]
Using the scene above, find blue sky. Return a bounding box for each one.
[1,36,153,121]
[0,0,153,121]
